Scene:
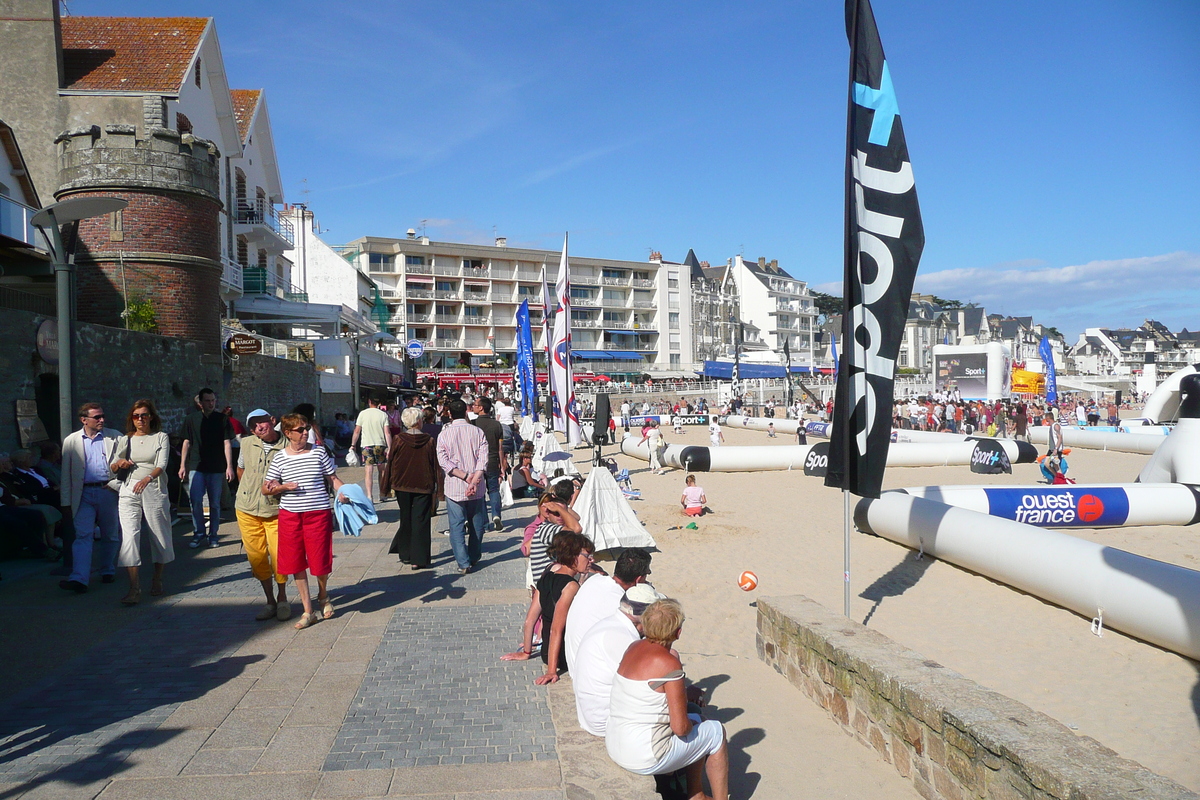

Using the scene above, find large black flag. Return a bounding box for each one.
[825,0,924,499]
[782,336,794,407]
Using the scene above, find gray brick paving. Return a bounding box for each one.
[325,603,556,770]
[0,605,259,785]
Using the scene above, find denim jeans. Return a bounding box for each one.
[68,485,120,585]
[484,471,502,523]
[445,497,486,569]
[189,471,225,539]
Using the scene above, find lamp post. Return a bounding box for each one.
[349,329,399,410]
[31,197,129,439]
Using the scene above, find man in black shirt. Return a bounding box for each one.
[179,387,235,548]
[471,396,507,531]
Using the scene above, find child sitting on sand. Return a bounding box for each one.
[680,474,707,517]
[767,422,776,438]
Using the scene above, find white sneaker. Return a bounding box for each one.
[255,603,277,621]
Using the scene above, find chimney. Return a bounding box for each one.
[757,257,767,268]
[770,259,778,270]
[495,236,507,247]
[650,251,662,262]
[699,261,710,268]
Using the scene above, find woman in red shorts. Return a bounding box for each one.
[263,413,349,630]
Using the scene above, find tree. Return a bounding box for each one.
[810,291,843,317]
[929,296,964,309]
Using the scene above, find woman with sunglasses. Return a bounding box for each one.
[110,400,173,604]
[263,413,349,630]
[502,529,594,685]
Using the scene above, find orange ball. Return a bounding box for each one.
[738,570,758,592]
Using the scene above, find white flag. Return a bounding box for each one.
[550,234,581,445]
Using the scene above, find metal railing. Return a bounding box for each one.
[573,297,600,307]
[601,276,630,286]
[408,313,433,323]
[462,315,491,325]
[220,256,244,292]
[242,267,307,301]
[405,264,433,275]
[572,319,602,328]
[632,300,655,308]
[516,271,542,281]
[491,292,515,302]
[234,203,295,246]
[632,278,654,288]
[0,285,54,315]
[633,323,657,331]
[0,194,48,250]
[435,314,462,324]
[434,290,461,300]
[464,291,489,302]
[436,338,461,349]
[463,266,490,278]
[407,288,435,299]
[434,265,460,276]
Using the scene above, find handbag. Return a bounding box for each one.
[114,438,133,483]
[500,477,514,509]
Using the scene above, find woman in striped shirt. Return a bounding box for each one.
[264,413,349,630]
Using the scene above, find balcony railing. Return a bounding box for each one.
[435,314,462,324]
[464,291,489,302]
[601,276,629,286]
[405,263,433,275]
[463,266,490,279]
[632,300,655,308]
[436,338,461,349]
[632,278,654,288]
[407,288,435,299]
[633,323,657,331]
[434,265,460,276]
[572,319,602,328]
[243,267,307,301]
[435,290,461,300]
[408,313,433,323]
[0,194,48,250]
[462,315,491,325]
[573,297,600,307]
[516,271,542,281]
[574,274,599,286]
[491,292,515,303]
[220,256,244,292]
[234,203,295,246]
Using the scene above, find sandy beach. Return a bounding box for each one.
[584,422,1200,797]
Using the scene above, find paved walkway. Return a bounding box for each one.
[0,479,652,800]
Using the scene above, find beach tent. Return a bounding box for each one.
[574,467,657,551]
[519,415,539,443]
[533,427,578,476]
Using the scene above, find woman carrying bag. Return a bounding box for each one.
[383,407,442,570]
[110,400,173,605]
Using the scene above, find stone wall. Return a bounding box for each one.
[0,309,318,450]
[224,352,321,425]
[756,595,1196,800]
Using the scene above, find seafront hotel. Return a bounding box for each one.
[343,234,695,377]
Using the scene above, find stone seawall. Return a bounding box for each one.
[756,595,1196,800]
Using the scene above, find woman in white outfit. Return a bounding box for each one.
[607,598,728,800]
[111,399,174,605]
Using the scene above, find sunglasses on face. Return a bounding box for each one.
[132,413,152,419]
[287,426,309,434]
[85,414,105,420]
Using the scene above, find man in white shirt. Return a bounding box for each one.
[619,401,631,431]
[565,548,652,670]
[571,583,664,736]
[351,396,391,502]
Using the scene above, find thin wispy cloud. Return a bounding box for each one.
[520,142,630,187]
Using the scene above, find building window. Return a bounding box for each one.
[194,59,202,88]
[436,281,455,292]
[603,289,623,301]
[570,287,593,299]
[518,285,538,297]
[668,291,680,309]
[603,311,624,323]
[436,304,456,316]
[602,269,625,279]
[571,310,591,321]
[667,272,679,289]
[899,351,908,367]
[462,258,485,271]
[669,334,681,350]
[405,255,426,266]
[464,306,484,317]
[669,312,680,330]
[670,354,681,366]
[369,253,394,271]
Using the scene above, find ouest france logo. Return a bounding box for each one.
[983,488,1130,527]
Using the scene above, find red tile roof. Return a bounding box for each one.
[60,17,209,93]
[230,89,261,143]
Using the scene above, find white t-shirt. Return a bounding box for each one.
[565,575,625,670]
[620,403,630,418]
[355,407,390,448]
[572,611,640,736]
[709,422,722,444]
[496,402,515,425]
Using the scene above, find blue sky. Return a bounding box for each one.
[73,1,1200,339]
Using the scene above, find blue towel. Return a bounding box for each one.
[333,483,378,537]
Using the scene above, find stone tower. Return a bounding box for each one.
[55,107,224,354]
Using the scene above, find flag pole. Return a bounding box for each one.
[842,0,862,620]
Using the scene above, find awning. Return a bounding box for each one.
[605,329,637,335]
[467,349,493,356]
[699,361,829,379]
[572,350,614,360]
[606,351,644,361]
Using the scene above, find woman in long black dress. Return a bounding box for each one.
[383,407,442,569]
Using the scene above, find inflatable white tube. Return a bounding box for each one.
[619,438,1038,473]
[898,483,1200,528]
[724,415,802,434]
[855,492,1200,661]
[1142,363,1199,424]
[1026,426,1164,454]
[1138,418,1200,484]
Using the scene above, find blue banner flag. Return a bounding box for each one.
[516,300,538,420]
[1039,335,1058,405]
[825,0,925,499]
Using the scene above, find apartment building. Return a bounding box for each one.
[685,249,741,364]
[727,254,818,361]
[343,234,693,375]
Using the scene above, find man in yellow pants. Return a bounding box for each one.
[236,409,290,621]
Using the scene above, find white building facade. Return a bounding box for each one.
[727,255,818,364]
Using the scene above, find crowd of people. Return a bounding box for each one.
[890,393,1125,439]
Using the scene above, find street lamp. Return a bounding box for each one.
[31,196,129,439]
[349,329,398,410]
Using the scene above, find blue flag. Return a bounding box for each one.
[1039,335,1058,405]
[516,300,538,420]
[831,332,839,378]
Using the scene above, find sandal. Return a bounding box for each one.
[319,597,334,620]
[121,589,141,606]
[294,611,319,630]
[150,580,164,597]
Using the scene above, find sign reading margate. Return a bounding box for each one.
[982,488,1131,527]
